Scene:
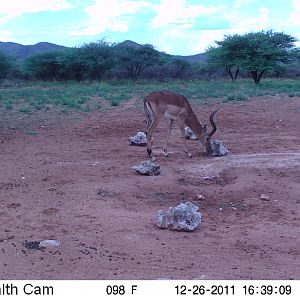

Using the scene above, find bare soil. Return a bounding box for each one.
[0,95,299,280]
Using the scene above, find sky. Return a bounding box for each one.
[0,0,299,55]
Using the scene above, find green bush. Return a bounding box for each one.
[5,99,13,110]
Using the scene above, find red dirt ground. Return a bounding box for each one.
[0,95,299,280]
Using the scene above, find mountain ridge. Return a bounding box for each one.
[0,40,206,62]
[0,41,67,60]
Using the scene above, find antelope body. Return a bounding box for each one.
[143,90,218,159]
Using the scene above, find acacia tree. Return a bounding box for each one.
[58,40,114,82]
[207,34,243,81]
[24,40,114,82]
[80,40,114,81]
[169,58,192,79]
[24,51,62,80]
[240,31,296,84]
[58,48,86,81]
[114,44,160,81]
[208,30,297,84]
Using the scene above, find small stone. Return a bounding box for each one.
[260,194,270,201]
[196,194,205,200]
[185,127,197,140]
[39,240,61,247]
[133,160,160,176]
[128,131,147,146]
[210,139,229,156]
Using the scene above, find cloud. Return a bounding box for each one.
[194,29,240,53]
[150,0,221,29]
[0,0,73,24]
[150,0,277,55]
[289,0,300,26]
[221,4,269,31]
[0,30,16,42]
[70,0,153,36]
[72,0,224,38]
[157,28,244,54]
[233,0,254,10]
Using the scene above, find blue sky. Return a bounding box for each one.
[0,0,299,55]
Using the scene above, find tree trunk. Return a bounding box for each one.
[226,67,234,81]
[258,70,265,84]
[226,67,240,81]
[234,68,239,80]
[251,70,259,84]
[251,69,265,84]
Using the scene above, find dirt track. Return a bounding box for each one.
[0,95,299,279]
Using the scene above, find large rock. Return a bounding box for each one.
[128,131,147,146]
[156,202,201,231]
[133,160,160,176]
[210,139,229,156]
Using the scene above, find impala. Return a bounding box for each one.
[143,90,219,159]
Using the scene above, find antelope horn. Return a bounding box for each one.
[208,108,221,137]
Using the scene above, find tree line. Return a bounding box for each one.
[0,31,299,84]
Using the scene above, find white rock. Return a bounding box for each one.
[196,194,206,200]
[128,131,147,146]
[210,139,229,156]
[133,160,160,176]
[39,239,61,247]
[156,202,201,231]
[260,194,270,201]
[185,127,198,140]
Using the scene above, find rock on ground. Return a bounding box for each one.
[185,127,198,140]
[156,202,201,231]
[128,131,147,146]
[210,139,229,156]
[132,160,160,176]
[39,239,61,247]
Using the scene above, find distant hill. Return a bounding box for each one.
[117,40,207,62]
[0,40,207,62]
[173,53,208,62]
[0,42,67,60]
[117,40,142,48]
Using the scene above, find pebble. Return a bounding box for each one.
[260,194,270,201]
[39,240,61,247]
[196,194,206,200]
